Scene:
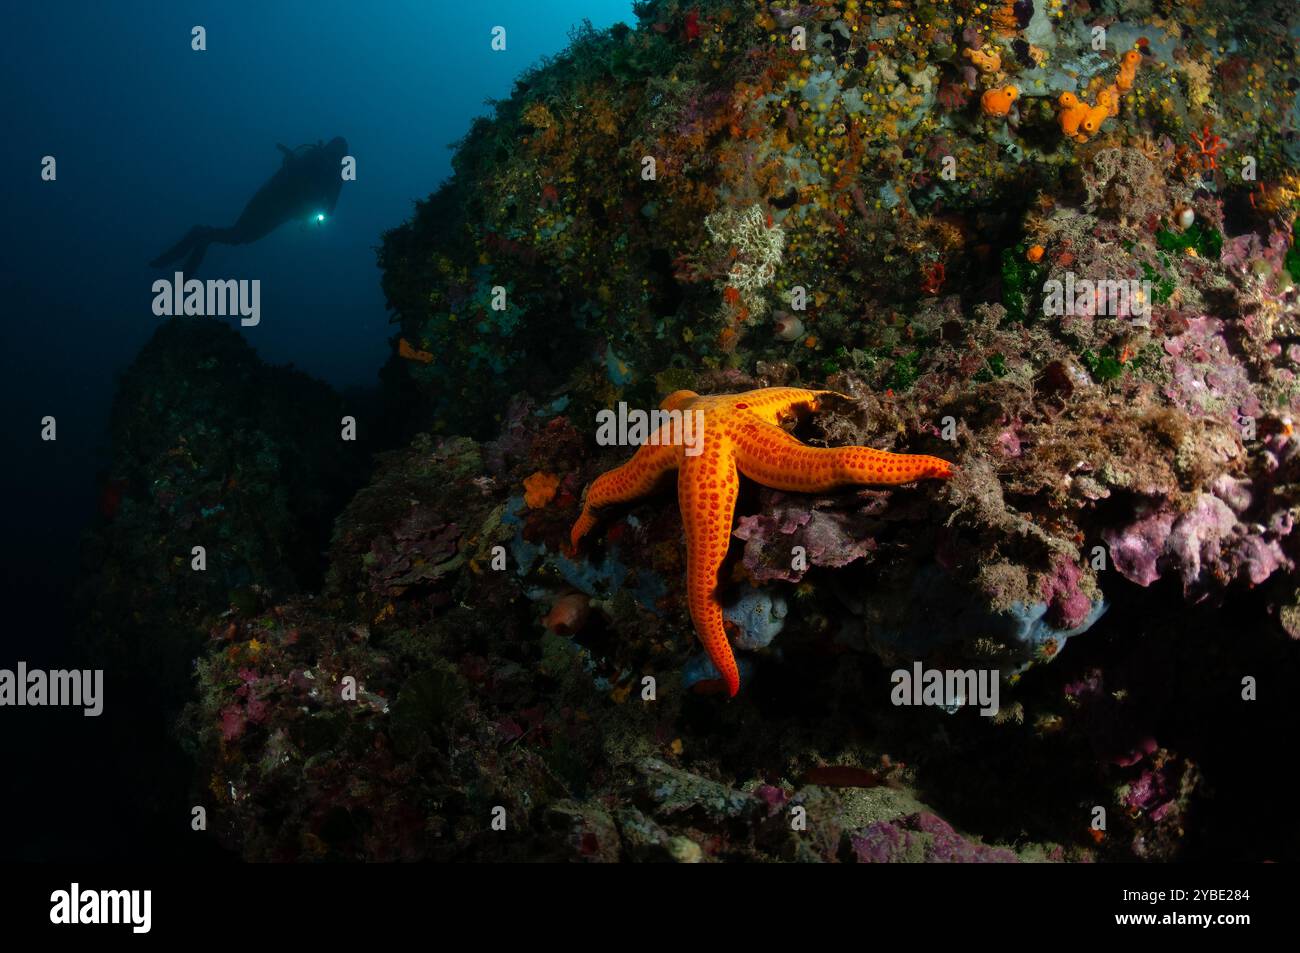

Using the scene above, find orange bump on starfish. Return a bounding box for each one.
[569,387,955,697]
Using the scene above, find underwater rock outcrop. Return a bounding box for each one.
[183,401,1297,862]
[186,424,1088,861]
[77,319,365,707]
[382,0,1299,424]
[377,0,1300,658]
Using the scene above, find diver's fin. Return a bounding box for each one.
[277,143,302,168]
[150,225,232,274]
[277,143,319,164]
[150,225,208,269]
[183,231,213,273]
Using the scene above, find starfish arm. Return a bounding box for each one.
[678,446,742,697]
[570,442,680,549]
[739,387,839,426]
[732,420,953,490]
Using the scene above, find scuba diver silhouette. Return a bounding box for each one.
[150,137,348,273]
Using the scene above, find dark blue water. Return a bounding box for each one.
[1,0,632,602]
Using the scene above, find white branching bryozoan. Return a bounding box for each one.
[705,203,785,320]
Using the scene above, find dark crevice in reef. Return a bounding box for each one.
[913,579,1298,862]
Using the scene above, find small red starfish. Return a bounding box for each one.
[683,9,700,42]
[1189,123,1225,170]
[920,261,946,295]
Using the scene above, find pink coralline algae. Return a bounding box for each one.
[245,696,270,724]
[1165,494,1241,585]
[219,705,247,742]
[1104,491,1293,595]
[1122,767,1177,819]
[753,784,790,816]
[226,669,272,736]
[367,513,461,594]
[1220,228,1291,278]
[1103,508,1175,587]
[996,426,1023,458]
[850,813,1019,863]
[1117,752,1201,860]
[733,491,889,583]
[1161,317,1260,420]
[1039,557,1093,630]
[1177,492,1291,590]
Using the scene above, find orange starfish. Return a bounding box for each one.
[570,387,955,696]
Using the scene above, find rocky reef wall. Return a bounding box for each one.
[132,0,1300,860]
